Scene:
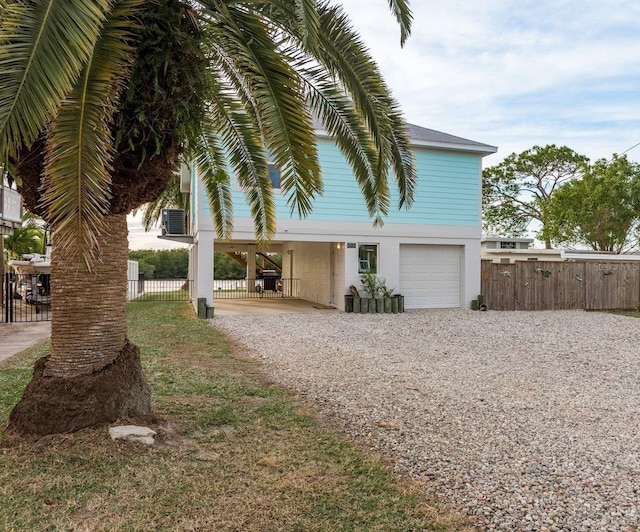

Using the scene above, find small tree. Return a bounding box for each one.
[3,212,45,260]
[544,155,640,253]
[3,225,44,260]
[482,145,589,248]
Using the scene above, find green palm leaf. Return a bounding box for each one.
[302,64,388,222]
[313,2,414,212]
[388,109,416,209]
[387,0,413,46]
[294,0,320,46]
[206,3,322,218]
[0,0,111,161]
[268,1,414,217]
[41,0,142,266]
[194,122,234,240]
[207,82,275,244]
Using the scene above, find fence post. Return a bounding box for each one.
[138,272,145,294]
[3,272,7,323]
[4,272,14,323]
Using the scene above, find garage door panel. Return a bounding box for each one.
[400,245,462,309]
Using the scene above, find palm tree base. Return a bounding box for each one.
[8,339,151,435]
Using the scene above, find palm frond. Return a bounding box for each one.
[194,121,234,239]
[294,0,320,46]
[0,0,111,161]
[388,109,416,209]
[207,80,275,243]
[40,0,142,266]
[203,177,234,243]
[302,64,390,222]
[267,2,414,217]
[206,3,322,218]
[312,2,414,212]
[387,0,413,46]
[258,0,320,47]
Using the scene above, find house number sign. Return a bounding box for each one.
[347,242,357,248]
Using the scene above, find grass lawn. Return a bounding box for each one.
[0,302,467,530]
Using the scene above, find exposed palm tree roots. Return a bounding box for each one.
[8,340,151,436]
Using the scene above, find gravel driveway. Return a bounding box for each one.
[213,309,640,530]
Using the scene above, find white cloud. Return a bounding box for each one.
[340,0,640,161]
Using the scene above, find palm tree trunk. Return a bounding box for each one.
[8,214,151,435]
[46,215,129,377]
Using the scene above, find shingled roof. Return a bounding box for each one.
[407,123,496,153]
[312,115,496,154]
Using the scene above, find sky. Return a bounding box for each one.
[128,0,640,249]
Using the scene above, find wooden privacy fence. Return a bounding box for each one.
[481,260,640,311]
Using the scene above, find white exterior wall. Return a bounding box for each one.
[192,214,480,311]
[189,133,490,312]
[190,177,216,312]
[331,244,346,307]
[224,217,480,310]
[340,234,479,311]
[283,241,331,304]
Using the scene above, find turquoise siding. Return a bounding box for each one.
[203,138,480,226]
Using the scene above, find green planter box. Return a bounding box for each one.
[345,295,354,313]
[345,295,404,313]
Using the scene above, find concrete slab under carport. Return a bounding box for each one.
[212,298,337,316]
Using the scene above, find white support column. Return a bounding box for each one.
[463,239,481,310]
[196,235,215,308]
[247,244,257,292]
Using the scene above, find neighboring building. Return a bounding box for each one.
[481,237,554,263]
[1,184,22,237]
[1,183,23,269]
[182,123,497,312]
[1,184,22,302]
[481,236,640,263]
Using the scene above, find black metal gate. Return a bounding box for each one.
[127,276,193,302]
[2,272,51,323]
[212,278,299,299]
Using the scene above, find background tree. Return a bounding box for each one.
[544,155,640,253]
[129,249,189,278]
[482,145,589,248]
[0,0,415,435]
[214,252,252,280]
[3,222,44,260]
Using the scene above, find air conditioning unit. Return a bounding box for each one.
[162,209,186,235]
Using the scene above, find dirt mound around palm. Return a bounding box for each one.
[8,340,151,435]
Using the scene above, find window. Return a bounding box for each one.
[268,162,281,189]
[500,241,517,249]
[233,162,281,192]
[358,244,378,273]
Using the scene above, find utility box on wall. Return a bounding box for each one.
[162,209,186,235]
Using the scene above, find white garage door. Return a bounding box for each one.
[399,245,462,309]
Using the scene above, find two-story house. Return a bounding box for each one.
[182,122,496,313]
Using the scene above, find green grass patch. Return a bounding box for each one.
[0,302,467,530]
[611,310,640,318]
